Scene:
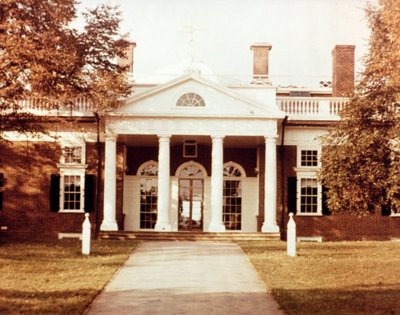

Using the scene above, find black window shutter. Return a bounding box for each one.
[84,174,96,213]
[50,174,60,212]
[381,202,391,216]
[322,185,331,215]
[287,177,297,214]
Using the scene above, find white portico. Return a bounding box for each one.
[100,73,285,233]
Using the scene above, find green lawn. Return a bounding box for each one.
[238,241,400,315]
[0,238,139,315]
[2,238,400,315]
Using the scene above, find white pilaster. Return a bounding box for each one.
[208,135,226,232]
[100,134,118,231]
[155,135,172,231]
[262,135,280,233]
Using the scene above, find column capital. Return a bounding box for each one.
[105,133,118,141]
[211,135,225,142]
[158,134,171,141]
[264,135,278,143]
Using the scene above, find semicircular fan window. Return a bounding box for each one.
[176,93,205,107]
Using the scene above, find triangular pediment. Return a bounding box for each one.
[118,73,285,119]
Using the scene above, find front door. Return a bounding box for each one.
[178,179,203,230]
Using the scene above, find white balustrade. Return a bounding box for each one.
[9,97,94,116]
[277,97,348,119]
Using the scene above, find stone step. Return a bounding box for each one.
[98,231,281,241]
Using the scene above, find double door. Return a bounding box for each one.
[178,179,203,230]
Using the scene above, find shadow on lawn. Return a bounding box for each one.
[273,285,400,315]
[0,288,98,314]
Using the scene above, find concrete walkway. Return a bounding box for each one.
[85,241,285,315]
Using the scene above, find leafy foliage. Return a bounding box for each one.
[320,0,400,215]
[0,0,132,138]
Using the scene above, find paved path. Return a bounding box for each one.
[85,241,285,315]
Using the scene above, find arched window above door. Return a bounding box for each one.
[176,161,207,178]
[223,161,246,178]
[137,160,158,176]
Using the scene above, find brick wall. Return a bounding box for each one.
[250,43,272,79]
[0,141,100,239]
[332,45,355,97]
[279,144,400,241]
[295,215,400,241]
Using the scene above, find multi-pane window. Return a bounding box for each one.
[176,93,205,107]
[139,162,158,229]
[295,147,322,215]
[63,175,82,211]
[63,146,83,164]
[223,180,242,230]
[58,141,86,212]
[300,150,318,167]
[223,162,244,231]
[299,178,319,214]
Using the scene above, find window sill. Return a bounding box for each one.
[390,214,400,218]
[296,213,323,217]
[59,210,85,214]
[57,163,88,170]
[294,167,320,173]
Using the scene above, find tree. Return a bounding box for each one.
[0,0,131,139]
[320,0,400,215]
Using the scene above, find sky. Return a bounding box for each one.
[79,0,374,87]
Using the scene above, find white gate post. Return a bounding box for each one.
[82,213,91,255]
[287,213,296,257]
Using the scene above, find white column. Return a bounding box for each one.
[155,135,172,231]
[262,135,280,233]
[100,134,118,231]
[208,135,226,232]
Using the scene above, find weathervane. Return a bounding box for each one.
[179,25,205,71]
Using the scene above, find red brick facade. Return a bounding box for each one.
[2,138,400,240]
[278,144,400,241]
[250,43,272,80]
[0,141,100,239]
[332,45,355,97]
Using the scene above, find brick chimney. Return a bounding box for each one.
[117,41,136,73]
[250,43,272,83]
[332,45,355,97]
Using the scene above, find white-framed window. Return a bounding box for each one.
[57,141,87,213]
[295,146,322,216]
[137,161,158,229]
[297,147,320,168]
[297,176,322,215]
[223,162,246,231]
[60,143,86,165]
[59,169,85,213]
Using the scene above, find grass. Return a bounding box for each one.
[0,238,139,315]
[238,240,400,315]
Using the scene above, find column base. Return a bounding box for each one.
[100,220,118,231]
[208,221,226,232]
[154,222,172,231]
[261,223,280,233]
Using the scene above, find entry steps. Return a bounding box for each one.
[98,231,281,241]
